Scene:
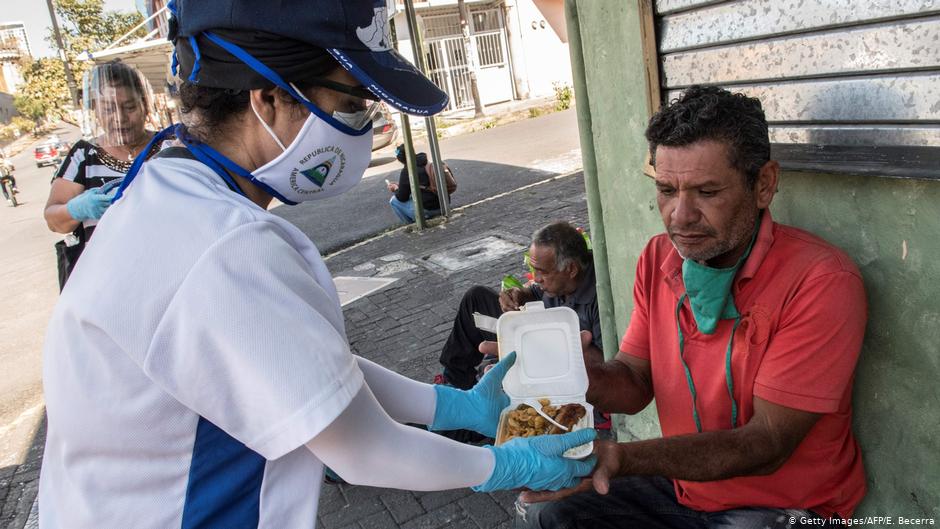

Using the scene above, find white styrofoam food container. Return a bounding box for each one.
[492,302,594,459]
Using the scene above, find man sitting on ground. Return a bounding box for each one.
[386,145,442,223]
[514,85,868,528]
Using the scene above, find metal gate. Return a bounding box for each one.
[422,8,514,111]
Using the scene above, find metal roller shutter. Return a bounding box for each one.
[652,0,940,178]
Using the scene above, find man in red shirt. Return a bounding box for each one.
[514,86,867,528]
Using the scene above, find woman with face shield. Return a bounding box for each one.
[38,1,596,527]
[43,60,161,288]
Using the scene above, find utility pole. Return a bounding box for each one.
[457,0,485,118]
[403,0,451,218]
[45,0,80,108]
[396,0,425,228]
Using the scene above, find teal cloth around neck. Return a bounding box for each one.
[680,215,762,334]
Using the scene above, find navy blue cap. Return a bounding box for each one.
[175,0,448,116]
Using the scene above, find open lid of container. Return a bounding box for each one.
[496,302,588,399]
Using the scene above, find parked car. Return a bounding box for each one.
[372,103,399,151]
[35,143,64,168]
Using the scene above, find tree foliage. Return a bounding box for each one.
[13,0,145,124]
[15,58,71,121]
[53,0,146,59]
[0,116,39,140]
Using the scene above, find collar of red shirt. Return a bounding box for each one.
[660,209,776,299]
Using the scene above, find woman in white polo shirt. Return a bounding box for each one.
[38,1,596,528]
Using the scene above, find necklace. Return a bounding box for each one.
[94,135,161,173]
[121,138,150,161]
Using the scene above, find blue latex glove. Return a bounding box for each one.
[430,351,515,437]
[473,428,597,492]
[66,187,113,221]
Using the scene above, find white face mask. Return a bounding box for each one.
[249,99,373,203]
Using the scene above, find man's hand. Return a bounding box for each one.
[523,397,821,493]
[498,287,529,312]
[517,439,622,502]
[386,181,399,192]
[576,331,603,367]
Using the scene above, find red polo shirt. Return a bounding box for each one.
[620,210,867,518]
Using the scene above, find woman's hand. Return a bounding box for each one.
[430,352,515,437]
[473,429,597,492]
[66,187,113,221]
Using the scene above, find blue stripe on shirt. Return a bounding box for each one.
[181,417,266,529]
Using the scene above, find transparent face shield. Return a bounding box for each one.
[81,62,157,150]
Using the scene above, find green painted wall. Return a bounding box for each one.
[566,0,940,518]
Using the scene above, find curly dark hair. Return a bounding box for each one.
[645,85,770,188]
[178,83,251,140]
[177,51,340,141]
[531,221,592,272]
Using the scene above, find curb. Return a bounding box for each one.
[435,101,570,140]
[397,98,573,143]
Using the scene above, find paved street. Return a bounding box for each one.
[0,109,586,528]
[0,123,81,468]
[0,123,81,529]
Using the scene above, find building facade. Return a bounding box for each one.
[0,21,29,95]
[0,91,16,124]
[392,0,573,112]
[0,22,31,58]
[100,0,572,117]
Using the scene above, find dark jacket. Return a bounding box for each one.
[394,153,441,211]
[529,263,603,351]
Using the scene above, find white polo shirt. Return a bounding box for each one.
[39,149,364,528]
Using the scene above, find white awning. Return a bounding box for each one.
[87,39,174,94]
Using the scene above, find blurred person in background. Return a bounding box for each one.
[386,143,443,222]
[43,60,162,288]
[0,152,16,196]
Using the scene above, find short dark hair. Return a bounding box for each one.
[645,85,770,188]
[531,221,591,272]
